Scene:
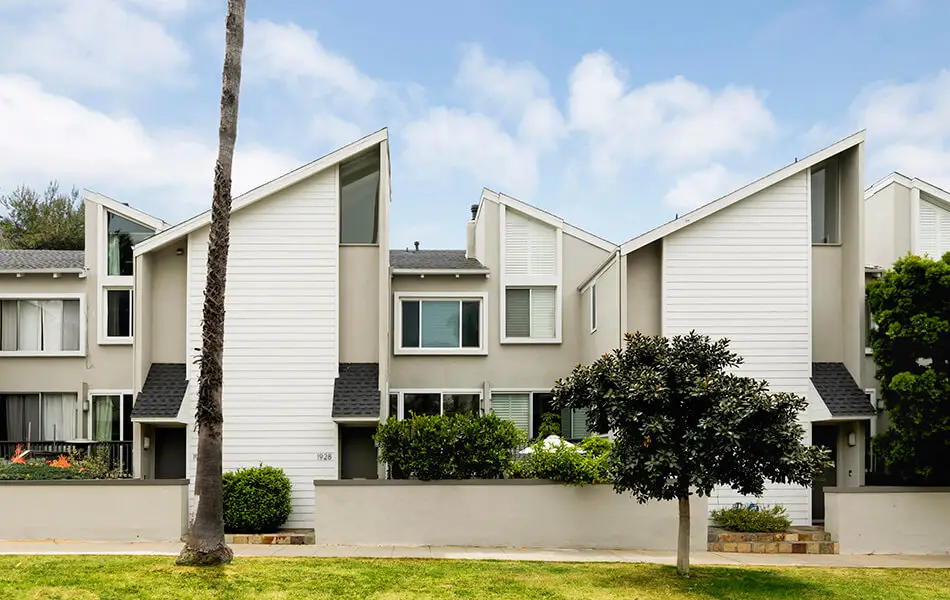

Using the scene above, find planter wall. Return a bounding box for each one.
[314,480,707,551]
[0,479,189,542]
[825,487,950,554]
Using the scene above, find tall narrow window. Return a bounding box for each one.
[91,393,133,441]
[340,147,380,244]
[107,213,154,276]
[590,284,597,332]
[106,289,133,339]
[811,160,840,244]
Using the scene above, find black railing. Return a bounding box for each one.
[0,440,132,477]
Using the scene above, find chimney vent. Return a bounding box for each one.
[413,241,420,252]
[470,204,479,220]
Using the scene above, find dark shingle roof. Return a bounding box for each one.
[390,249,487,271]
[333,363,380,418]
[0,250,85,271]
[811,362,877,417]
[131,364,188,419]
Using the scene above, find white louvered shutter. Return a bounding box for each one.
[571,409,589,440]
[505,211,530,276]
[920,200,939,258]
[528,221,556,275]
[530,287,556,338]
[491,393,530,434]
[938,203,950,259]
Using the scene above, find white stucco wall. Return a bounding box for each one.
[313,480,707,550]
[0,480,188,542]
[825,487,950,554]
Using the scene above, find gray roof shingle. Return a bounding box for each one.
[390,249,487,271]
[333,363,380,418]
[0,250,85,271]
[131,364,188,419]
[811,362,877,417]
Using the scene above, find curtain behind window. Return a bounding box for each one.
[41,300,63,352]
[42,393,77,441]
[1,301,16,351]
[17,301,42,351]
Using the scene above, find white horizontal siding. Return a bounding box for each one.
[185,167,339,528]
[663,171,813,524]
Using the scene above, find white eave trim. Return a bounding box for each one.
[0,268,85,275]
[83,190,169,232]
[865,172,913,199]
[134,128,389,257]
[578,250,620,292]
[485,189,618,252]
[391,268,490,276]
[620,129,867,255]
[131,416,187,424]
[332,416,381,424]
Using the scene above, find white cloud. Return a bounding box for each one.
[244,20,378,102]
[310,113,365,148]
[0,75,299,215]
[854,71,950,185]
[455,45,550,117]
[401,108,540,197]
[0,0,189,89]
[663,164,747,211]
[568,52,776,173]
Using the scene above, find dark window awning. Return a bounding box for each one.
[333,363,380,419]
[811,362,877,417]
[131,363,187,420]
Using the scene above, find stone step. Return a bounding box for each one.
[224,530,315,545]
[709,531,833,544]
[709,540,839,554]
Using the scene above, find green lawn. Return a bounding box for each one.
[0,556,948,599]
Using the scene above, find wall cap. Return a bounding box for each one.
[314,479,606,487]
[825,486,950,494]
[0,479,189,486]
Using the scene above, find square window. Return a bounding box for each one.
[505,287,556,339]
[106,289,132,339]
[90,393,133,442]
[398,297,482,352]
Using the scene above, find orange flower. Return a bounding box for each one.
[10,444,27,464]
[46,455,71,469]
[643,435,652,448]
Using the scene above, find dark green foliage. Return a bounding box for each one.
[374,413,526,480]
[0,182,85,250]
[0,461,90,480]
[222,465,292,533]
[510,436,614,485]
[867,253,950,483]
[537,412,562,438]
[553,332,831,502]
[711,503,791,533]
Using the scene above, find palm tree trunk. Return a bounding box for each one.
[676,495,691,577]
[177,0,245,567]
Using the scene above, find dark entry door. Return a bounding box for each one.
[812,425,839,522]
[154,427,186,479]
[340,426,378,479]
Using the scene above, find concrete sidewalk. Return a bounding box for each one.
[0,541,948,568]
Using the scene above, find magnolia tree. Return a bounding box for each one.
[867,253,950,483]
[552,332,830,576]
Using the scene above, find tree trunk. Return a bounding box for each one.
[177,0,246,568]
[676,495,690,577]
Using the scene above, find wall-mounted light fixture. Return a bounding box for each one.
[143,437,151,450]
[82,399,90,412]
[848,432,857,447]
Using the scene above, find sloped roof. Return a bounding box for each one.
[390,249,487,272]
[0,250,85,272]
[811,362,877,417]
[620,130,866,255]
[333,363,380,419]
[131,364,188,420]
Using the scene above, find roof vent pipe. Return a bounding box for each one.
[470,204,479,220]
[414,241,420,252]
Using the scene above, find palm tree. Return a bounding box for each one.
[177,0,246,567]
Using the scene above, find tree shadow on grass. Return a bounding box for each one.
[591,565,824,599]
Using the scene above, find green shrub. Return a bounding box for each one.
[510,435,613,486]
[537,413,562,439]
[223,465,293,534]
[711,503,791,533]
[375,413,526,480]
[0,460,91,480]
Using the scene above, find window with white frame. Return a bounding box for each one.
[0,393,79,441]
[502,207,560,342]
[104,289,133,339]
[89,393,133,442]
[390,391,481,419]
[865,298,877,352]
[0,299,81,354]
[918,196,950,259]
[490,391,599,440]
[339,147,381,244]
[811,160,840,244]
[396,294,485,353]
[589,283,597,333]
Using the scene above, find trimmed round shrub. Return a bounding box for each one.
[711,503,791,533]
[223,465,292,533]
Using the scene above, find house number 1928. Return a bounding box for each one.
[315,452,333,461]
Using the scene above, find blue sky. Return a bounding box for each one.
[1,0,949,249]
